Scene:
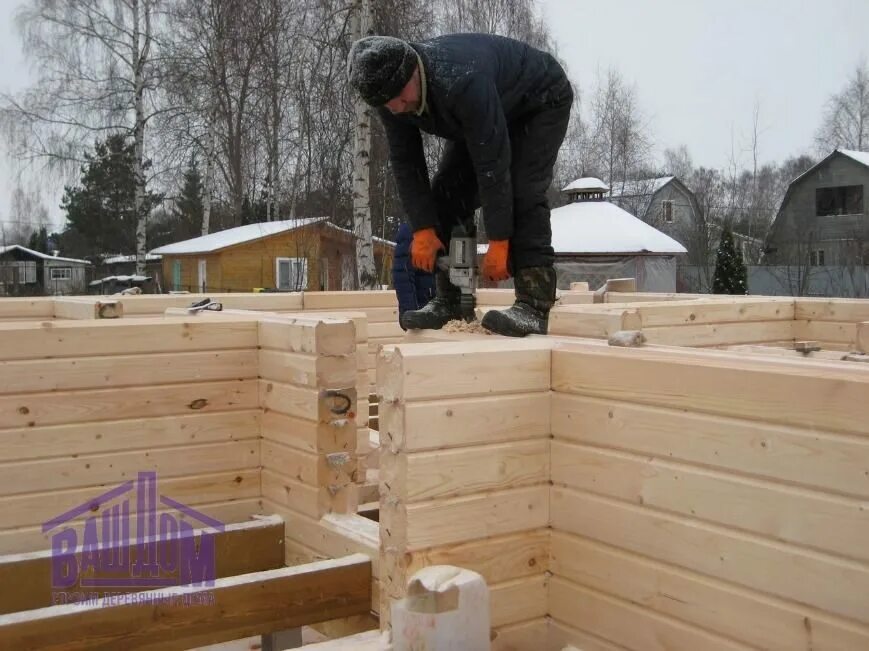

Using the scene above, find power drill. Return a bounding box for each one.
[436,220,477,322]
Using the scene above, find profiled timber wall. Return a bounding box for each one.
[258,315,360,551]
[549,342,869,650]
[377,339,551,640]
[0,317,263,554]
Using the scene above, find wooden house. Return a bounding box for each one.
[0,245,91,296]
[151,218,395,293]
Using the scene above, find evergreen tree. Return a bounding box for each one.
[60,134,161,260]
[172,158,205,240]
[27,226,49,254]
[712,225,748,294]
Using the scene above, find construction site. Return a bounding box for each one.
[0,283,867,650]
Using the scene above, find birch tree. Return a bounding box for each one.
[351,0,377,289]
[815,61,869,153]
[0,0,159,274]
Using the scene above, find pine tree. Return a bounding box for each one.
[27,226,49,254]
[172,158,205,240]
[60,135,161,260]
[712,225,748,294]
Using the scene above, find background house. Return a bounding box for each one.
[151,218,395,293]
[765,148,869,267]
[0,245,90,296]
[482,178,686,291]
[607,176,700,246]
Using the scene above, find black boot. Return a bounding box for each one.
[402,268,463,330]
[481,266,556,337]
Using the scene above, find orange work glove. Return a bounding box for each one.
[482,240,511,281]
[411,227,444,272]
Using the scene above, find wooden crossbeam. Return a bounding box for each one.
[0,554,371,651]
[0,515,285,615]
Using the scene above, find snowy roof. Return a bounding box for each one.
[838,148,869,167]
[562,177,609,193]
[322,222,396,248]
[102,253,162,264]
[608,176,675,198]
[0,245,91,265]
[151,218,395,255]
[89,274,152,286]
[548,200,686,254]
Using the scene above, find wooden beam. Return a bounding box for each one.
[258,316,356,357]
[0,298,53,320]
[303,291,396,310]
[859,321,869,353]
[0,515,284,615]
[53,298,123,320]
[0,554,371,651]
[0,410,260,463]
[640,320,794,347]
[0,318,258,361]
[377,340,552,402]
[551,530,869,651]
[552,345,869,436]
[0,350,257,394]
[551,393,869,500]
[0,379,259,429]
[795,298,869,323]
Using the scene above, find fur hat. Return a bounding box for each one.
[348,36,417,106]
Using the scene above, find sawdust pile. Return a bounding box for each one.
[443,319,492,334]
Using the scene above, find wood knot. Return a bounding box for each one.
[188,399,208,410]
[18,406,29,415]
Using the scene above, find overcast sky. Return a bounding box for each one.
[1,0,869,230]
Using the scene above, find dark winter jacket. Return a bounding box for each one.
[392,222,435,318]
[377,33,572,242]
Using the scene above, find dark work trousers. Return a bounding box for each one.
[430,94,573,271]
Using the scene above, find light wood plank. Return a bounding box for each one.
[0,379,258,429]
[490,619,551,651]
[382,392,550,452]
[0,469,260,530]
[0,440,259,497]
[259,350,356,388]
[548,309,641,338]
[114,292,304,314]
[795,320,858,346]
[258,317,356,357]
[0,318,258,360]
[795,298,869,323]
[0,350,257,394]
[859,321,869,353]
[261,410,338,455]
[548,620,631,651]
[0,298,53,319]
[551,486,869,625]
[0,555,371,651]
[402,485,549,550]
[405,440,549,501]
[551,346,869,436]
[552,440,869,562]
[549,577,750,651]
[551,393,869,500]
[0,410,260,463]
[302,291,396,310]
[263,503,379,575]
[377,340,551,402]
[641,320,794,347]
[489,574,547,628]
[261,468,322,520]
[404,529,549,585]
[551,530,869,651]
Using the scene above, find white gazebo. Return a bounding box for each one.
[549,177,687,291]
